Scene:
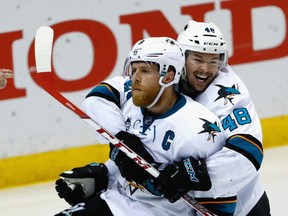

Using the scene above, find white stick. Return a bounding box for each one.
[35,26,54,73]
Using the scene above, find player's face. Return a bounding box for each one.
[131,62,161,107]
[185,51,221,92]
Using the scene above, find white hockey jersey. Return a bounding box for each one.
[83,76,235,216]
[192,65,265,216]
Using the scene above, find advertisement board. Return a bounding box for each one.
[0,0,287,187]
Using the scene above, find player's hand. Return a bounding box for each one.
[109,131,155,185]
[0,69,13,89]
[150,157,211,203]
[55,162,108,206]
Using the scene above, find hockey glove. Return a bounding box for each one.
[55,162,108,206]
[150,157,211,203]
[109,131,155,185]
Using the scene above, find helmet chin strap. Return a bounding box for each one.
[146,76,174,109]
[146,85,166,109]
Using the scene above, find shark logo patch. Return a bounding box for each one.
[214,84,240,105]
[198,118,221,142]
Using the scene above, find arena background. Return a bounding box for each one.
[0,0,287,188]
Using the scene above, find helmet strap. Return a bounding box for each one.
[146,85,166,109]
[146,74,174,109]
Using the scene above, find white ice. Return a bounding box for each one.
[0,146,287,215]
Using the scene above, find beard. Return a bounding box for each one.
[132,84,161,107]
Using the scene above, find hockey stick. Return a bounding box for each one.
[34,26,217,216]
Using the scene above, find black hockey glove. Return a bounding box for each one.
[149,157,211,203]
[109,131,155,185]
[55,162,108,206]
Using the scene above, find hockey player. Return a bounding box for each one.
[0,69,13,89]
[55,21,271,215]
[54,37,235,216]
[176,20,271,215]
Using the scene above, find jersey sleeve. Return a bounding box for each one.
[193,138,262,215]
[82,76,131,136]
[211,69,264,167]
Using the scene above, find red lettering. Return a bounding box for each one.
[2,3,287,101]
[120,11,178,46]
[181,3,215,22]
[133,156,152,169]
[29,19,117,92]
[222,0,288,64]
[0,30,26,100]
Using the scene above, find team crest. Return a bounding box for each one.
[124,180,151,196]
[214,84,240,105]
[124,180,145,195]
[198,118,221,142]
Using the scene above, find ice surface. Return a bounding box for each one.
[0,146,287,215]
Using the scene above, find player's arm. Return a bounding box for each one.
[188,149,239,215]
[82,76,130,136]
[191,139,259,215]
[186,111,238,215]
[222,104,264,170]
[202,134,263,198]
[55,76,131,205]
[205,95,264,196]
[217,77,264,169]
[207,68,264,172]
[191,107,262,215]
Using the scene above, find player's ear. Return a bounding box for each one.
[162,67,175,84]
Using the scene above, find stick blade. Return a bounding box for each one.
[35,26,54,73]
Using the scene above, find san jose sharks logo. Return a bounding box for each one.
[198,118,221,142]
[124,180,148,196]
[214,84,240,105]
